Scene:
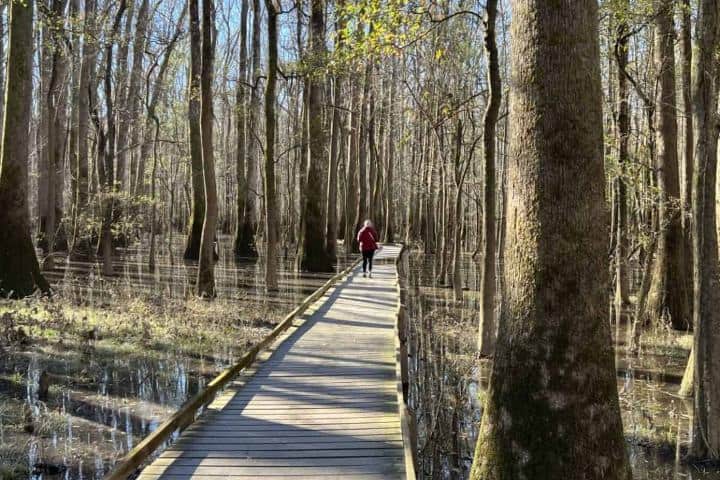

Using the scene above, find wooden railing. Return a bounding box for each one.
[394,244,418,479]
[105,258,360,480]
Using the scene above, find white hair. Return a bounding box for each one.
[364,219,373,227]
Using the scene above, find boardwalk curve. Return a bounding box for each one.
[138,244,408,479]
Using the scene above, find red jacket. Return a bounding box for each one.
[357,226,379,252]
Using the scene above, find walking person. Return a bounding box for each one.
[357,220,379,278]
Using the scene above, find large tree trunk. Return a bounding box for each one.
[196,0,218,297]
[645,0,691,331]
[184,0,205,260]
[690,0,720,460]
[469,1,631,478]
[478,0,501,357]
[235,0,262,257]
[298,0,333,272]
[264,0,279,292]
[0,0,50,297]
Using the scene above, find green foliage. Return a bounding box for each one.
[328,0,422,73]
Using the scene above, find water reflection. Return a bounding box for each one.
[45,235,351,304]
[402,250,720,480]
[0,235,353,479]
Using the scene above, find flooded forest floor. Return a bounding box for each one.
[0,235,350,479]
[1,241,716,480]
[402,249,720,480]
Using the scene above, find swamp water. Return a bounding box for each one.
[0,235,350,479]
[401,249,720,480]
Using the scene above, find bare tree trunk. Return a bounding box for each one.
[235,0,262,257]
[478,0,501,356]
[233,0,250,258]
[113,0,133,191]
[344,76,360,254]
[120,0,150,193]
[70,0,97,260]
[147,4,186,270]
[0,0,50,297]
[264,0,279,291]
[184,0,205,260]
[351,61,372,253]
[98,0,128,276]
[690,0,720,460]
[0,3,4,140]
[383,60,397,243]
[326,0,347,259]
[470,1,631,477]
[680,0,694,321]
[645,0,691,330]
[451,118,467,302]
[614,3,631,325]
[196,0,218,297]
[298,0,333,272]
[67,0,80,252]
[326,73,341,259]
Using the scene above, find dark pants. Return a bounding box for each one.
[362,250,375,273]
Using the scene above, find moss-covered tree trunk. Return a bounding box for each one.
[645,0,691,331]
[478,0,501,357]
[196,0,218,297]
[264,0,279,292]
[690,0,720,460]
[184,0,205,261]
[298,0,333,272]
[0,0,50,298]
[469,1,632,478]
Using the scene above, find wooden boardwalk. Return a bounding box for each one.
[138,244,408,479]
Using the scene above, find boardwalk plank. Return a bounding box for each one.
[138,245,406,479]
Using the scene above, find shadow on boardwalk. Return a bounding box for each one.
[138,245,407,479]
